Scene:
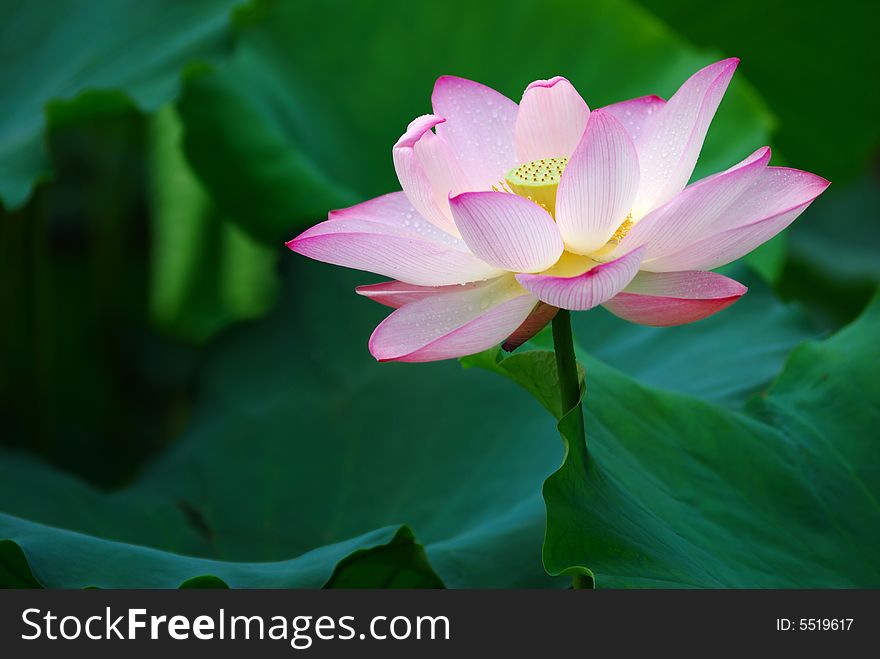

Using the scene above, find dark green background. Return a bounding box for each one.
[1,0,878,588]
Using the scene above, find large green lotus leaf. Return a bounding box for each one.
[0,516,439,589]
[479,294,880,587]
[178,0,773,244]
[0,0,243,209]
[0,257,825,588]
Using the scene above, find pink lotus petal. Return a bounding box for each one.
[392,115,462,236]
[328,191,464,245]
[287,212,502,286]
[432,75,518,190]
[369,277,537,362]
[328,190,448,236]
[643,167,830,272]
[601,94,665,143]
[632,58,739,217]
[355,280,483,309]
[602,270,746,326]
[515,76,590,162]
[415,128,473,210]
[710,166,831,232]
[555,110,640,255]
[502,301,558,351]
[616,147,771,261]
[449,191,563,273]
[516,247,645,311]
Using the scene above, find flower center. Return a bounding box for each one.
[501,157,568,216]
[498,157,634,261]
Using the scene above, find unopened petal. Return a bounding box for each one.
[515,76,590,162]
[392,115,462,236]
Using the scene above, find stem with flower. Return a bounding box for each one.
[286,60,829,587]
[550,309,591,589]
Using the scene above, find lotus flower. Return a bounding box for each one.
[287,59,828,362]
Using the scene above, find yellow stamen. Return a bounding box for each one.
[610,213,634,243]
[591,213,635,259]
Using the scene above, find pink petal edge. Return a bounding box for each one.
[632,58,739,217]
[516,247,645,311]
[287,199,502,286]
[355,280,484,309]
[368,279,537,362]
[615,146,772,261]
[642,167,830,272]
[602,270,746,326]
[600,94,665,143]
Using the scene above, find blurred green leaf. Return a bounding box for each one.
[481,293,880,587]
[0,107,199,486]
[638,0,880,185]
[779,173,880,329]
[179,0,774,244]
[742,234,787,285]
[0,0,243,209]
[149,105,279,343]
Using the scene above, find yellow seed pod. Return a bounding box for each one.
[504,157,568,217]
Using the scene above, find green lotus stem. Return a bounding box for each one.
[551,309,581,417]
[551,309,590,590]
